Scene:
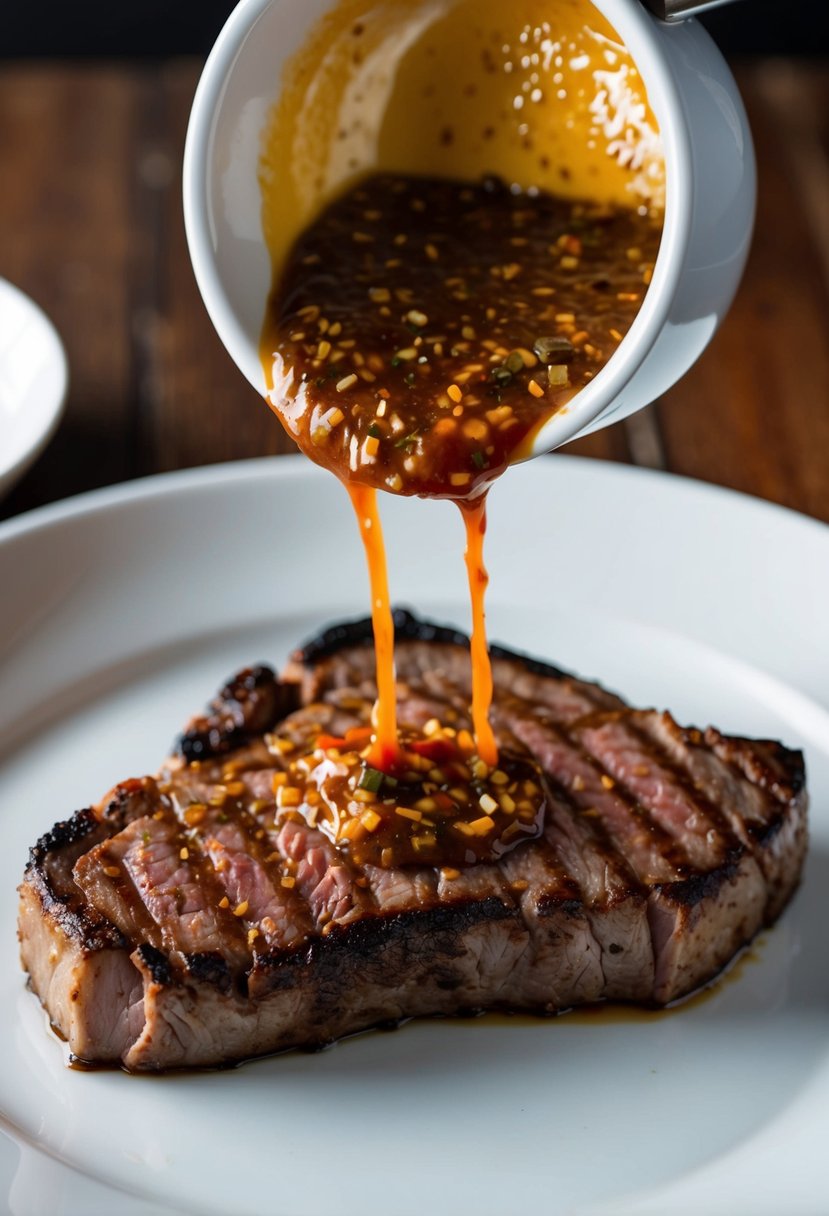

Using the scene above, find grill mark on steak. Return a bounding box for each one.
[276,819,372,929]
[494,706,689,883]
[705,729,805,804]
[117,814,251,972]
[396,645,622,724]
[500,761,655,1002]
[574,713,743,871]
[17,613,808,1070]
[183,804,314,954]
[637,714,778,847]
[290,609,624,724]
[73,833,165,952]
[702,729,809,922]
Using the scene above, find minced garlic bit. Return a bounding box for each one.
[548,364,569,388]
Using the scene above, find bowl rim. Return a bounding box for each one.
[183,0,274,394]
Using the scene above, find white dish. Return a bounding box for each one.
[0,278,68,500]
[0,455,827,1216]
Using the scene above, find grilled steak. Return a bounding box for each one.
[18,611,808,1071]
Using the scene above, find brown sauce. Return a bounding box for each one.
[274,722,547,866]
[263,173,661,498]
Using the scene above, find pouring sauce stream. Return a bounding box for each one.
[347,481,400,769]
[459,495,498,767]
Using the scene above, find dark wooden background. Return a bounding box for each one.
[1,56,827,524]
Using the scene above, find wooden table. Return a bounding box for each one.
[1,58,827,523]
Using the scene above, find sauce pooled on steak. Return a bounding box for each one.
[272,721,548,868]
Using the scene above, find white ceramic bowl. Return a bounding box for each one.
[0,279,68,499]
[183,0,755,455]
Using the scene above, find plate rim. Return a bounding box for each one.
[2,451,828,547]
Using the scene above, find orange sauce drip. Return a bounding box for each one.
[348,483,498,773]
[459,496,498,767]
[347,481,400,770]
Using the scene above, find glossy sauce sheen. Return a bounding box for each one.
[263,173,662,498]
[276,726,549,868]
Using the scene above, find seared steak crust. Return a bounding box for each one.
[178,665,299,763]
[18,614,808,1070]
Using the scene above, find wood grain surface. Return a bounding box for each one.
[0,58,827,523]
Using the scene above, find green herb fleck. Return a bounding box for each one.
[533,336,575,365]
[359,766,385,793]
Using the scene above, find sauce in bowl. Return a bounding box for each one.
[263,172,661,498]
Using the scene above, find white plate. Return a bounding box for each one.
[0,455,827,1216]
[0,278,68,500]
